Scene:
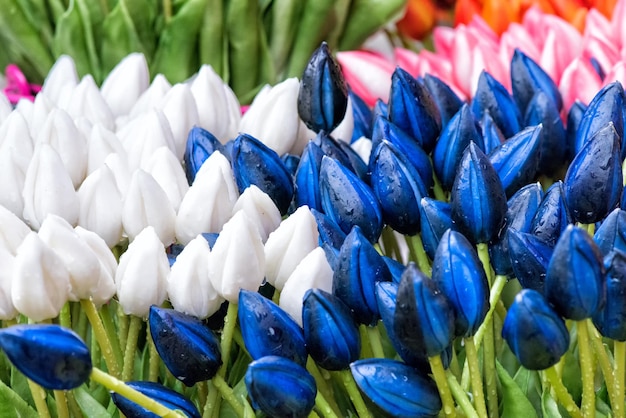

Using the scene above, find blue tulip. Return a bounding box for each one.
[312,208,347,250]
[420,197,453,260]
[302,289,360,370]
[333,226,391,325]
[351,358,441,417]
[167,243,185,267]
[592,250,626,341]
[531,181,573,247]
[231,133,294,215]
[394,263,455,357]
[450,142,508,244]
[545,225,606,320]
[382,256,406,284]
[321,241,340,270]
[0,324,91,390]
[574,81,625,158]
[336,138,369,181]
[370,140,427,235]
[423,73,464,127]
[238,290,307,366]
[184,126,225,184]
[349,90,373,142]
[502,289,569,370]
[281,153,300,177]
[111,381,201,418]
[148,306,221,386]
[319,156,383,243]
[297,42,348,133]
[524,92,567,175]
[432,104,483,190]
[594,208,626,256]
[489,125,542,198]
[294,142,325,211]
[245,356,316,418]
[510,49,563,113]
[565,101,587,161]
[589,56,606,80]
[372,98,388,120]
[565,123,623,224]
[471,71,522,138]
[388,67,442,152]
[432,229,489,337]
[479,111,505,154]
[313,131,359,175]
[507,228,553,292]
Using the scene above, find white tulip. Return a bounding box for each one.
[14,99,34,126]
[74,226,117,306]
[289,119,316,156]
[28,93,54,139]
[0,111,33,174]
[0,247,17,320]
[0,92,11,124]
[86,124,128,174]
[231,185,281,243]
[101,53,150,117]
[350,137,372,164]
[158,84,199,159]
[103,152,131,197]
[144,147,189,212]
[62,75,115,131]
[0,148,26,217]
[0,204,30,255]
[127,74,172,121]
[41,55,79,107]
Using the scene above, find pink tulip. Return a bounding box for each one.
[559,57,603,109]
[336,50,395,107]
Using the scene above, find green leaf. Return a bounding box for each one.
[267,0,304,76]
[513,366,542,414]
[74,385,113,418]
[338,0,405,50]
[0,378,39,418]
[496,361,539,418]
[53,0,94,78]
[541,389,563,418]
[10,366,34,409]
[199,0,225,77]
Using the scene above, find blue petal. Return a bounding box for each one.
[471,71,522,138]
[507,229,553,292]
[112,381,200,418]
[479,111,505,154]
[524,92,567,175]
[294,142,325,211]
[349,90,373,142]
[419,197,453,261]
[424,73,464,128]
[510,49,563,113]
[184,126,225,184]
[531,181,573,247]
[565,101,587,161]
[594,208,626,256]
[592,250,626,341]
[312,208,347,250]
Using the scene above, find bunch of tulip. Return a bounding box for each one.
[2,19,626,418]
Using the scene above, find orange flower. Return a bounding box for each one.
[396,0,438,40]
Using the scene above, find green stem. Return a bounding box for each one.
[203,381,217,418]
[614,341,626,418]
[446,370,479,418]
[212,374,244,418]
[577,320,595,417]
[147,327,160,382]
[27,379,51,418]
[122,316,143,381]
[54,390,70,418]
[366,325,385,358]
[163,0,173,23]
[429,355,456,418]
[307,358,341,416]
[90,368,185,417]
[66,392,82,418]
[464,338,488,418]
[359,325,373,359]
[544,366,583,418]
[197,381,208,412]
[587,321,619,416]
[338,369,371,418]
[80,299,121,378]
[315,390,340,418]
[59,302,71,328]
[381,226,402,260]
[100,303,124,370]
[406,234,431,276]
[118,305,129,351]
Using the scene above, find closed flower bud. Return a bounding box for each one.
[524,92,566,175]
[294,142,325,211]
[86,125,127,175]
[62,75,114,132]
[100,53,150,118]
[158,84,199,160]
[348,90,373,142]
[507,229,553,292]
[471,71,522,139]
[183,126,225,184]
[311,208,347,251]
[231,185,281,243]
[594,208,626,256]
[423,73,464,127]
[565,101,586,161]
[127,74,171,121]
[0,146,26,219]
[41,56,78,107]
[531,181,572,247]
[479,111,505,154]
[510,49,563,114]
[111,381,200,418]
[143,147,189,212]
[593,251,626,341]
[73,226,117,306]
[420,197,453,260]
[0,204,30,255]
[0,248,17,319]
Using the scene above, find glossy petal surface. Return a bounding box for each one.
[111,381,200,418]
[593,250,626,341]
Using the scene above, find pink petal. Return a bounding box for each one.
[433,26,456,57]
[395,48,421,76]
[559,57,603,110]
[603,62,626,87]
[336,51,395,106]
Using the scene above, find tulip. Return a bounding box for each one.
[336,139,367,180]
[231,185,281,243]
[148,306,222,385]
[319,156,383,243]
[559,57,603,111]
[590,250,626,341]
[302,289,360,370]
[264,206,319,291]
[280,247,334,326]
[111,381,201,418]
[351,137,372,166]
[245,356,316,418]
[208,211,265,304]
[115,226,169,317]
[510,48,563,113]
[125,74,172,122]
[0,248,17,320]
[348,90,373,142]
[336,50,394,107]
[479,111,505,154]
[231,133,294,215]
[334,226,391,325]
[85,125,127,175]
[183,126,225,184]
[294,141,325,211]
[472,71,522,139]
[62,75,115,132]
[157,84,200,160]
[394,263,455,357]
[423,73,464,127]
[312,131,357,176]
[282,154,300,177]
[176,151,239,245]
[239,290,307,366]
[100,53,150,118]
[143,147,189,212]
[350,358,441,417]
[530,181,572,247]
[167,235,223,319]
[0,111,33,174]
[507,228,554,292]
[524,92,567,175]
[73,226,117,306]
[450,142,507,244]
[502,289,570,370]
[40,56,78,108]
[419,197,453,261]
[594,208,626,256]
[311,208,347,251]
[0,204,30,256]
[0,92,11,122]
[0,324,91,390]
[565,101,587,161]
[565,123,622,224]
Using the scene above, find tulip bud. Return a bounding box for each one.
[510,49,563,114]
[111,381,200,418]
[157,84,199,160]
[419,197,453,261]
[479,111,505,154]
[423,73,464,127]
[565,101,586,161]
[348,90,372,142]
[0,111,33,174]
[507,229,553,292]
[100,53,150,118]
[471,71,522,138]
[86,125,127,175]
[592,251,626,341]
[594,208,626,256]
[183,126,225,184]
[41,56,79,107]
[311,208,347,251]
[63,75,115,131]
[524,92,566,175]
[294,141,325,211]
[144,147,189,212]
[313,131,358,177]
[73,226,117,306]
[127,74,172,121]
[0,204,30,256]
[0,248,17,320]
[231,185,281,243]
[115,227,169,317]
[0,93,11,122]
[530,181,572,247]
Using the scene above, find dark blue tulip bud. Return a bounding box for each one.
[394,263,455,357]
[531,181,573,247]
[382,256,406,284]
[565,101,587,161]
[510,49,563,113]
[294,142,325,211]
[371,115,434,190]
[201,232,219,249]
[524,92,567,175]
[589,56,606,80]
[507,229,553,292]
[424,73,464,127]
[489,183,544,277]
[0,324,91,390]
[238,290,307,366]
[148,306,221,386]
[432,229,489,337]
[489,125,542,198]
[322,241,340,270]
[432,104,483,191]
[313,131,357,174]
[351,358,442,417]
[370,141,427,235]
[281,154,300,177]
[349,90,373,142]
[565,123,623,224]
[388,67,442,152]
[502,289,569,370]
[372,98,388,121]
[298,42,348,133]
[111,381,200,418]
[245,356,316,418]
[167,243,185,267]
[333,226,391,325]
[231,134,294,215]
[420,197,453,260]
[545,225,606,320]
[471,71,522,138]
[451,142,507,244]
[184,126,225,184]
[592,250,626,341]
[312,208,346,250]
[594,208,626,256]
[336,139,369,181]
[320,156,383,243]
[575,81,625,158]
[302,289,360,370]
[479,111,506,154]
